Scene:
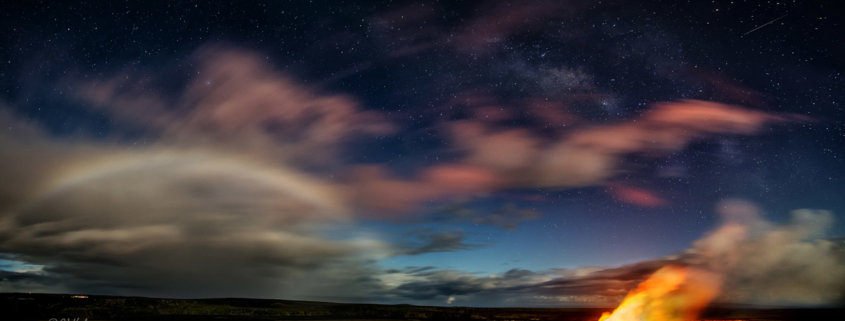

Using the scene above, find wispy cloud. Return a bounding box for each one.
[430,203,540,230]
[451,1,579,54]
[392,230,482,256]
[77,45,395,169]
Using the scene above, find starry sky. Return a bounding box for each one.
[1,0,844,308]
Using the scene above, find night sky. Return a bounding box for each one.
[1,0,844,308]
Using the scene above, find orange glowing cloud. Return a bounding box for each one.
[344,99,796,215]
[447,99,793,189]
[608,184,669,208]
[347,164,499,215]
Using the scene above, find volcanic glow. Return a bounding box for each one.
[598,265,721,321]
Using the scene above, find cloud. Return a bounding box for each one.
[338,98,792,214]
[447,99,792,189]
[392,230,482,256]
[0,133,380,297]
[606,184,668,207]
[388,268,549,302]
[346,164,499,214]
[0,270,63,293]
[2,44,537,298]
[366,258,676,307]
[371,200,845,307]
[77,45,395,169]
[62,46,798,219]
[375,263,655,307]
[521,260,674,305]
[0,46,400,298]
[589,200,845,319]
[452,1,577,54]
[689,200,845,306]
[541,200,845,307]
[430,203,540,230]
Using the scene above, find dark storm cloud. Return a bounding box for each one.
[0,132,383,297]
[393,274,486,300]
[430,203,540,230]
[379,260,670,306]
[0,49,397,298]
[392,230,481,256]
[389,268,545,301]
[0,270,64,293]
[529,260,670,296]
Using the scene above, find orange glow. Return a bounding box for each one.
[598,265,720,321]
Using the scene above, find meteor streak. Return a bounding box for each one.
[741,14,787,37]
